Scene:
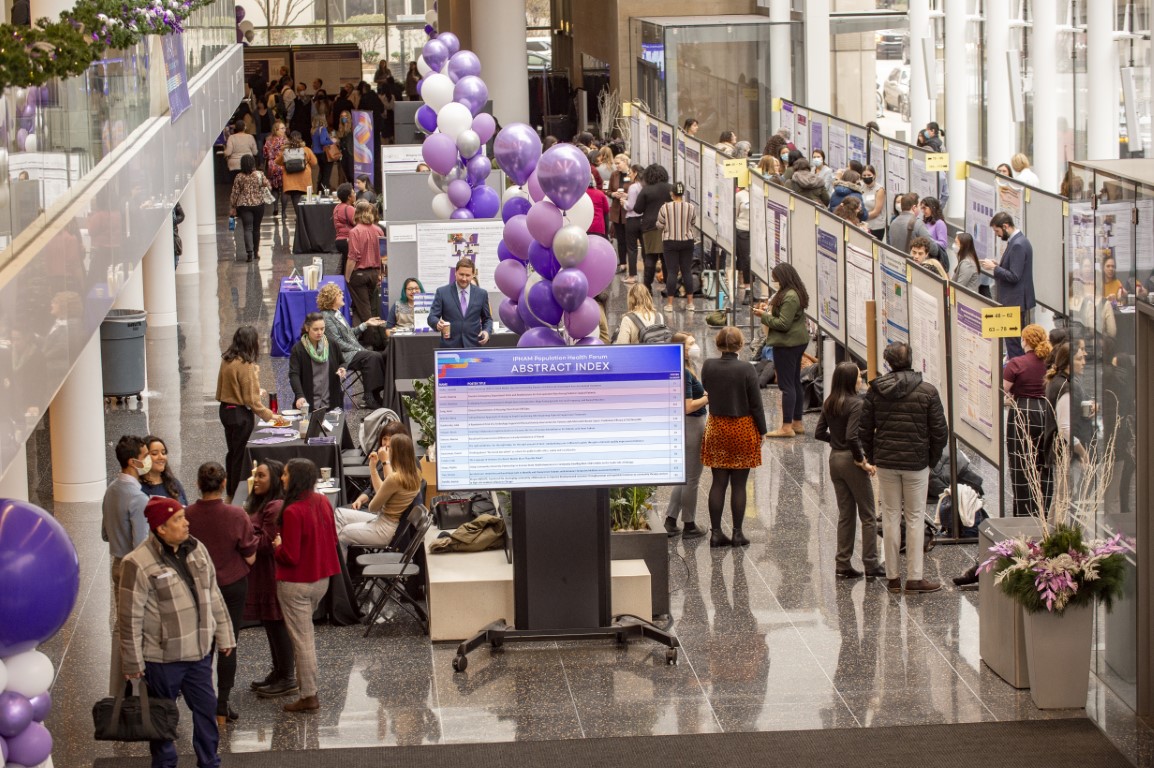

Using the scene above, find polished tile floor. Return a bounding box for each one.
[28,195,1154,766]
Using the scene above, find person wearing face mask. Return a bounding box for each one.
[981,212,1035,358]
[860,165,887,240]
[811,149,834,194]
[282,87,311,140]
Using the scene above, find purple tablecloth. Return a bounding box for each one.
[271,276,351,357]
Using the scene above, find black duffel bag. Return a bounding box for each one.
[93,679,179,742]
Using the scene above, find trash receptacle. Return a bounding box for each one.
[100,309,147,399]
[978,516,1043,688]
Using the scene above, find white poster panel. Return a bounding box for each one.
[701,146,719,238]
[794,109,810,157]
[659,124,674,176]
[810,115,824,155]
[848,126,868,168]
[828,123,847,172]
[675,133,687,189]
[715,174,736,254]
[629,112,641,162]
[683,139,702,208]
[791,199,818,319]
[845,242,873,355]
[816,220,842,338]
[910,155,935,201]
[909,270,948,417]
[952,295,1000,463]
[647,119,660,169]
[766,186,791,269]
[416,220,504,299]
[380,145,427,174]
[749,181,770,284]
[781,101,795,145]
[885,142,908,199]
[966,176,996,266]
[876,248,910,372]
[869,133,887,190]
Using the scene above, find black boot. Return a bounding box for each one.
[256,678,300,698]
[731,530,750,547]
[250,668,276,691]
[709,530,731,548]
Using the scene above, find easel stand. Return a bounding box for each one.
[452,488,679,672]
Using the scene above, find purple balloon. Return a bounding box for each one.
[502,196,532,223]
[517,295,544,329]
[450,207,474,219]
[28,692,50,723]
[472,113,497,144]
[576,335,605,346]
[6,721,51,767]
[536,143,593,211]
[416,104,438,133]
[497,241,519,262]
[424,23,435,35]
[467,185,500,218]
[446,50,482,83]
[526,200,564,247]
[0,693,32,739]
[0,500,80,656]
[15,128,27,151]
[527,279,564,326]
[235,5,245,20]
[494,258,528,299]
[528,241,560,280]
[518,326,566,347]
[447,179,472,208]
[498,299,526,334]
[1,733,6,763]
[578,232,618,295]
[422,39,449,72]
[493,123,541,186]
[502,214,534,260]
[438,31,460,55]
[453,75,489,116]
[526,169,545,202]
[552,268,589,313]
[416,77,423,96]
[466,153,491,185]
[565,297,602,339]
[421,133,459,175]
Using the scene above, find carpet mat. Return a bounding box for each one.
[93,718,1131,768]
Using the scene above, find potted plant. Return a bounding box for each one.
[609,485,669,618]
[979,405,1131,709]
[402,375,438,499]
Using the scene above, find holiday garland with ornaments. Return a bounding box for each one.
[0,0,212,92]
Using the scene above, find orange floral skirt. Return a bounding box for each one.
[701,414,762,469]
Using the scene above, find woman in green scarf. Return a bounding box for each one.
[288,312,348,411]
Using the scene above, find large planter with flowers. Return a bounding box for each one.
[1021,601,1094,709]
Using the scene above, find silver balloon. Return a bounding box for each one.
[445,163,469,183]
[551,224,589,268]
[428,172,446,193]
[455,129,481,159]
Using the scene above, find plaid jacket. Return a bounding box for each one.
[118,534,235,675]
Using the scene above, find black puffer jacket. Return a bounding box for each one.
[860,369,948,471]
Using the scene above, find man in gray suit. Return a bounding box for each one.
[428,257,492,348]
[887,192,930,254]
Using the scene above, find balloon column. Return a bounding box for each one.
[0,500,82,768]
[490,133,616,347]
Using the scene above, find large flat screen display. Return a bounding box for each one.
[434,345,686,490]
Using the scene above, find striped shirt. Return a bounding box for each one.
[656,200,697,241]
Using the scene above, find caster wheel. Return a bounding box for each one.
[666,648,678,665]
[452,655,467,672]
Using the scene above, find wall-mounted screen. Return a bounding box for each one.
[434,346,687,490]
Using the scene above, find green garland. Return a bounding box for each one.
[0,0,214,92]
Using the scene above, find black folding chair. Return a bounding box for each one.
[360,505,432,636]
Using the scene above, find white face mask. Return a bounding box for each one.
[137,455,152,476]
[812,157,823,168]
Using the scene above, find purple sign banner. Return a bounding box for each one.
[352,110,375,188]
[161,33,191,123]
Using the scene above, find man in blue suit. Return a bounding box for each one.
[981,212,1035,359]
[428,257,492,347]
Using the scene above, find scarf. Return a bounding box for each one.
[303,335,328,363]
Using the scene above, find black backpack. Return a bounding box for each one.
[626,312,672,344]
[283,146,306,173]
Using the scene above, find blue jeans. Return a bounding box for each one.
[144,653,219,768]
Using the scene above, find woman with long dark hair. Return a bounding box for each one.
[815,363,883,578]
[335,433,422,547]
[631,164,673,291]
[138,435,188,504]
[229,153,270,262]
[274,459,341,713]
[952,232,982,292]
[289,313,347,411]
[243,460,298,699]
[754,263,810,437]
[386,277,425,335]
[700,326,767,547]
[216,326,280,499]
[919,196,948,255]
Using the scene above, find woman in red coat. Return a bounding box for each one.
[274,459,341,713]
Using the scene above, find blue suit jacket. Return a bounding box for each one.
[994,231,1036,311]
[428,283,493,348]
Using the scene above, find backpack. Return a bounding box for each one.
[283,146,306,173]
[626,311,672,344]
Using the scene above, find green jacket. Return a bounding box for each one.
[761,289,809,348]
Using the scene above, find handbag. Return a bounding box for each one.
[324,142,343,162]
[93,679,180,742]
[259,172,275,206]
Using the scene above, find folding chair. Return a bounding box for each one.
[339,367,365,409]
[360,505,432,636]
[346,480,426,590]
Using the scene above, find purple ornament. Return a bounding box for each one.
[551,268,589,313]
[528,241,560,280]
[28,692,51,722]
[494,258,528,299]
[446,50,482,83]
[466,153,491,185]
[501,196,532,223]
[0,692,32,738]
[450,207,474,219]
[453,75,488,116]
[578,232,618,295]
[421,133,459,175]
[438,31,460,55]
[422,39,449,72]
[502,214,534,260]
[472,112,497,144]
[565,297,602,339]
[0,499,80,656]
[526,200,564,247]
[467,185,500,219]
[518,326,566,347]
[576,335,605,346]
[493,123,541,186]
[6,720,51,767]
[416,104,438,133]
[446,179,472,208]
[498,298,526,334]
[535,143,593,211]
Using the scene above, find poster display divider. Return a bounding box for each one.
[815,209,846,345]
[844,226,877,361]
[791,197,819,322]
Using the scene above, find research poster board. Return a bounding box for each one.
[810,114,824,155]
[629,111,641,163]
[647,119,660,169]
[292,46,362,91]
[380,145,427,174]
[815,210,844,343]
[715,173,735,253]
[414,220,504,301]
[910,154,935,202]
[765,182,791,270]
[885,142,908,200]
[658,122,674,176]
[791,198,819,321]
[951,287,1002,464]
[780,100,795,143]
[844,230,875,360]
[1024,189,1069,312]
[869,133,887,191]
[701,146,719,240]
[908,265,950,417]
[675,132,687,193]
[848,126,869,168]
[876,246,910,372]
[682,137,702,208]
[749,180,770,284]
[828,123,847,172]
[794,108,809,157]
[965,173,997,266]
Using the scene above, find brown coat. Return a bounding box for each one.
[275,146,318,193]
[608,170,631,225]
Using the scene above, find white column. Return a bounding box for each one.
[143,221,178,336]
[49,335,106,502]
[199,251,221,400]
[112,259,145,311]
[1031,0,1058,190]
[28,0,70,20]
[0,443,29,501]
[909,0,931,134]
[193,151,218,240]
[1086,0,1118,159]
[470,0,529,127]
[944,0,971,219]
[985,0,1014,165]
[769,0,792,133]
[144,331,182,472]
[175,178,199,275]
[803,0,831,112]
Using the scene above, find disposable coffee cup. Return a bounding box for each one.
[298,420,309,439]
[320,467,332,482]
[442,321,451,339]
[1081,400,1094,418]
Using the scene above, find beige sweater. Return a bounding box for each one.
[216,357,274,421]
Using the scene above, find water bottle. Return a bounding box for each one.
[228,215,236,231]
[269,392,278,414]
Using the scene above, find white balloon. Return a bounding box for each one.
[421,73,454,112]
[425,9,438,24]
[431,192,455,220]
[564,193,595,231]
[416,55,431,78]
[427,172,444,194]
[24,133,37,153]
[3,650,53,697]
[0,657,7,693]
[436,102,473,140]
[503,185,529,204]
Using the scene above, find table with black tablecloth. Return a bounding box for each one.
[244,411,355,497]
[293,201,338,254]
[271,276,351,357]
[382,332,519,416]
